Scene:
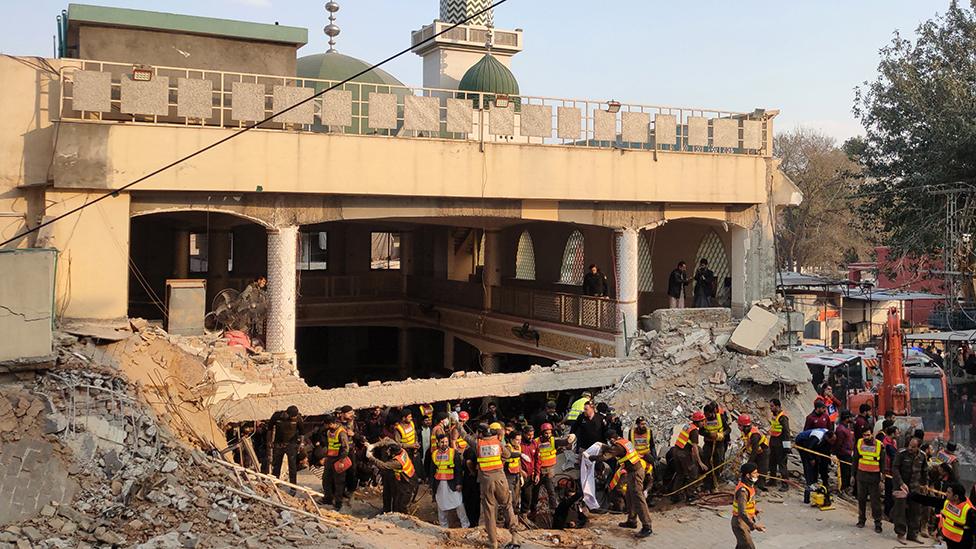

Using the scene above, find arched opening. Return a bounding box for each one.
[695,229,732,307]
[515,230,536,280]
[558,229,585,285]
[638,229,654,292]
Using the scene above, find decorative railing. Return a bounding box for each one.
[491,285,617,333]
[57,59,772,156]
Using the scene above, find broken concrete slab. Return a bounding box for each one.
[727,305,786,356]
[735,353,811,387]
[644,308,731,333]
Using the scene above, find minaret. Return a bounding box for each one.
[411,0,523,90]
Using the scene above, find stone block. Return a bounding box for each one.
[489,104,514,135]
[177,78,213,119]
[320,90,352,127]
[403,95,440,132]
[446,98,473,134]
[742,119,763,149]
[519,104,551,138]
[593,110,616,141]
[727,305,787,356]
[654,114,677,145]
[121,77,169,116]
[646,308,731,334]
[687,116,708,146]
[272,85,314,125]
[71,70,111,113]
[231,82,266,123]
[557,106,581,139]
[367,92,398,130]
[621,111,650,143]
[712,118,739,148]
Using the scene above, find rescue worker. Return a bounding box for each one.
[767,398,791,491]
[394,410,420,459]
[531,423,568,515]
[627,417,657,506]
[892,436,926,542]
[321,414,350,511]
[505,430,524,514]
[670,411,707,503]
[854,425,885,533]
[795,428,836,492]
[910,482,976,549]
[936,442,962,481]
[565,392,592,424]
[731,463,766,549]
[460,423,519,549]
[818,384,842,424]
[518,425,540,517]
[365,440,418,514]
[592,431,653,538]
[428,433,470,528]
[337,405,360,494]
[701,402,731,491]
[736,414,770,491]
[268,405,304,485]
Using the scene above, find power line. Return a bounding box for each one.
[2,0,511,248]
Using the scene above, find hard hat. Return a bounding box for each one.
[489,422,503,431]
[458,411,469,421]
[691,411,706,422]
[540,423,553,431]
[737,414,752,427]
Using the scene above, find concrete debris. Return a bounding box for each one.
[641,307,731,333]
[726,304,787,355]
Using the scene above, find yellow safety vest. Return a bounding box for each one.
[476,436,503,472]
[537,436,557,468]
[629,429,651,457]
[732,482,757,518]
[455,437,469,451]
[432,448,455,481]
[941,499,973,543]
[703,411,725,436]
[857,438,882,473]
[505,444,521,475]
[608,459,653,493]
[615,439,641,466]
[676,423,697,449]
[326,426,346,457]
[395,423,416,446]
[770,412,786,437]
[742,426,769,449]
[566,397,589,422]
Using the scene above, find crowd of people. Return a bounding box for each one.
[226,387,976,549]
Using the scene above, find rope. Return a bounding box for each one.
[789,445,948,496]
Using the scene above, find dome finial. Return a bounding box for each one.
[324,1,341,53]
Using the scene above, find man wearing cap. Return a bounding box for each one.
[533,401,561,434]
[804,400,833,431]
[321,414,350,511]
[670,411,707,502]
[731,463,765,549]
[592,430,653,538]
[531,422,573,516]
[736,414,770,491]
[366,440,418,514]
[337,405,361,494]
[767,399,791,492]
[854,425,886,533]
[428,433,469,528]
[268,405,304,485]
[702,402,731,491]
[504,430,524,513]
[460,423,519,549]
[394,410,420,474]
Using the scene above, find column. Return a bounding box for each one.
[398,327,411,379]
[400,230,415,294]
[614,228,638,357]
[443,332,456,372]
[482,230,501,311]
[731,227,748,317]
[173,229,190,279]
[266,226,298,362]
[480,352,501,374]
[206,229,231,306]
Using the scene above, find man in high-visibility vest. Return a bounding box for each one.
[428,433,470,528]
[731,462,766,549]
[394,410,420,457]
[670,411,707,503]
[321,414,350,511]
[909,482,976,548]
[592,431,653,539]
[365,440,418,514]
[460,423,519,549]
[564,392,592,424]
[529,422,572,516]
[854,426,886,534]
[736,414,770,491]
[767,398,791,492]
[504,430,524,513]
[701,402,731,492]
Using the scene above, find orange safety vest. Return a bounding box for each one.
[817,396,839,423]
[476,436,503,472]
[732,482,757,518]
[742,426,769,450]
[937,450,958,465]
[770,412,787,438]
[393,449,416,480]
[941,499,973,543]
[629,428,651,457]
[455,436,469,451]
[857,438,883,473]
[395,422,416,446]
[615,438,642,466]
[609,467,628,492]
[676,423,698,449]
[326,426,346,457]
[432,448,455,481]
[537,436,557,468]
[505,444,521,475]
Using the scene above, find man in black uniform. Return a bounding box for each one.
[268,405,304,484]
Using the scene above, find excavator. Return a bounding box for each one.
[846,307,951,441]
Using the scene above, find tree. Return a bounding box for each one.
[854,0,976,300]
[774,128,870,272]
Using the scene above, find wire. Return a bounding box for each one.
[1,0,512,248]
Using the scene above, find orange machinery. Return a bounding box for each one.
[847,307,951,441]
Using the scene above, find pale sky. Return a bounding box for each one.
[0,0,949,143]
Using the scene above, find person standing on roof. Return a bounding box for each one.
[731,463,766,549]
[737,414,770,491]
[767,399,791,492]
[583,264,609,297]
[592,430,653,539]
[701,402,731,492]
[670,411,707,503]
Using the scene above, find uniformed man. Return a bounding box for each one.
[854,426,885,533]
[892,436,926,542]
[268,405,304,485]
[531,422,571,515]
[337,405,360,494]
[628,416,656,461]
[428,433,470,528]
[366,440,418,514]
[321,414,350,511]
[460,424,519,549]
[731,463,765,549]
[670,411,707,502]
[736,414,770,491]
[701,402,731,491]
[564,392,592,425]
[394,410,420,458]
[767,398,791,491]
[504,430,524,514]
[593,431,653,538]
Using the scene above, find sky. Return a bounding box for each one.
[0,0,950,142]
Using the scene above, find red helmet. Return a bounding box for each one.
[541,423,554,432]
[690,411,706,422]
[737,414,752,427]
[458,411,469,421]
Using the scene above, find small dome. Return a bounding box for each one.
[297,52,404,87]
[458,54,519,95]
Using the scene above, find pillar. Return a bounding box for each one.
[206,229,231,305]
[398,327,411,379]
[173,229,190,279]
[266,226,297,362]
[483,230,501,310]
[443,332,456,372]
[480,352,501,374]
[730,218,776,318]
[400,230,415,294]
[731,227,748,317]
[614,228,638,357]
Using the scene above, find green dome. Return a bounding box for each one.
[458,54,519,95]
[296,52,404,87]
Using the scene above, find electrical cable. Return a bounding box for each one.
[1,0,512,248]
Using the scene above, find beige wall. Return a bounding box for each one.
[0,249,56,361]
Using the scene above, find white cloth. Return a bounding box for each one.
[580,442,603,510]
[435,480,463,511]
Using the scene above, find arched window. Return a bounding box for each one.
[515,230,536,280]
[638,230,654,292]
[558,229,585,285]
[695,229,731,304]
